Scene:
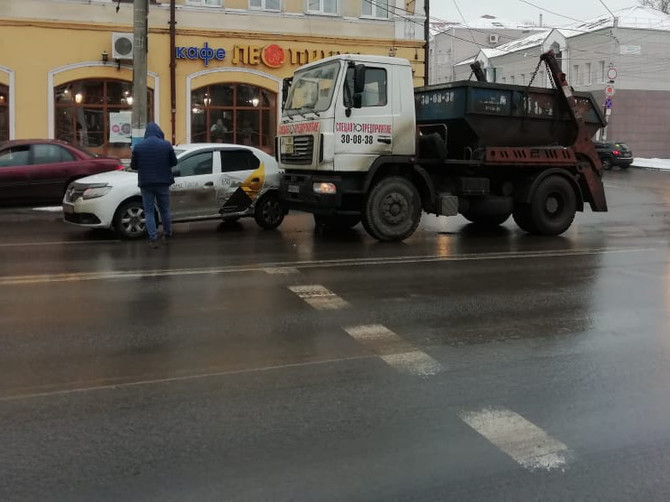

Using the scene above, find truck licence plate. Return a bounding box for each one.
[287,184,300,194]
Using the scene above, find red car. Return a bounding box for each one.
[0,139,124,205]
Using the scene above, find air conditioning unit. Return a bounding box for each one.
[489,34,500,45]
[112,33,134,60]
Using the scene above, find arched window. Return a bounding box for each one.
[54,79,153,158]
[0,84,8,142]
[191,83,276,154]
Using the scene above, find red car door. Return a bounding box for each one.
[0,144,32,203]
[28,143,85,202]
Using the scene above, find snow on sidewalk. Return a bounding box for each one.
[632,158,670,170]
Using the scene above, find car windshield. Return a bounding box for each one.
[283,60,340,115]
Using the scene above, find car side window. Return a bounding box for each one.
[219,150,260,173]
[33,144,76,164]
[174,151,213,177]
[0,146,31,167]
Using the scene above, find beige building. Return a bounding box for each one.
[0,0,426,158]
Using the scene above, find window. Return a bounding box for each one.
[220,149,260,173]
[362,0,388,17]
[0,84,8,142]
[186,0,223,6]
[572,65,580,85]
[250,0,280,9]
[520,74,526,85]
[54,79,153,159]
[585,63,592,85]
[344,67,387,107]
[191,83,277,154]
[599,61,606,83]
[33,144,75,164]
[510,76,515,85]
[307,0,337,14]
[176,151,214,177]
[0,146,30,167]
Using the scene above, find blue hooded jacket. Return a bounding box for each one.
[131,122,178,187]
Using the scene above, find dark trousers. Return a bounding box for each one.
[140,184,172,240]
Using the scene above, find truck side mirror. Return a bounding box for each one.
[354,64,366,94]
[353,94,363,109]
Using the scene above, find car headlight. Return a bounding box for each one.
[82,184,112,199]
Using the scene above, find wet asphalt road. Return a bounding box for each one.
[1,168,670,501]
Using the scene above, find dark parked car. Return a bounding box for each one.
[0,139,123,205]
[593,141,634,170]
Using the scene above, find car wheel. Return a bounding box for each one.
[362,176,421,242]
[601,157,613,170]
[314,214,361,229]
[529,175,577,236]
[254,192,285,230]
[113,200,147,239]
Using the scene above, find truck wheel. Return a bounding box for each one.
[254,192,285,230]
[462,211,510,227]
[314,214,361,229]
[113,200,147,239]
[363,176,421,242]
[529,176,577,235]
[512,204,537,234]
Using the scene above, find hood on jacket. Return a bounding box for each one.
[144,122,165,140]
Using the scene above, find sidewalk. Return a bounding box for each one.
[632,158,670,171]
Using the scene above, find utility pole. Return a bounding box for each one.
[424,0,430,86]
[131,0,149,147]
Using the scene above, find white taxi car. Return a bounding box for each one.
[63,143,285,238]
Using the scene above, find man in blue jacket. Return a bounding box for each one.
[130,122,178,247]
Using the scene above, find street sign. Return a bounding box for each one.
[607,67,618,80]
[605,97,613,109]
[605,86,615,97]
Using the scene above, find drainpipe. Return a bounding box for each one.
[424,0,430,86]
[169,0,176,145]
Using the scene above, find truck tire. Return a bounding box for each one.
[528,175,577,235]
[512,204,537,234]
[314,214,361,229]
[363,176,421,242]
[462,211,510,226]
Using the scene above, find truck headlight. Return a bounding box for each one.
[82,185,112,199]
[313,182,337,194]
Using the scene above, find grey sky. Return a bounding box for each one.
[430,0,641,28]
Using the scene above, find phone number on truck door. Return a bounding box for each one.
[340,134,374,145]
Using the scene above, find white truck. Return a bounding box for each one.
[278,52,607,241]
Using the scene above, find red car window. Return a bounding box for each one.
[0,145,31,167]
[33,144,76,164]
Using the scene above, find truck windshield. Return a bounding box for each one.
[283,61,341,116]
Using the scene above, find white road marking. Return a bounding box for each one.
[344,324,443,376]
[289,285,350,310]
[0,247,653,286]
[264,267,299,275]
[0,354,374,403]
[459,407,571,472]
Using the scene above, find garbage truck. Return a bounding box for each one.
[278,51,607,241]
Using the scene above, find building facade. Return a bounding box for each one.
[452,6,670,158]
[0,0,426,159]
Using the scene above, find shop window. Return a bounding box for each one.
[250,0,280,10]
[191,83,277,154]
[54,79,153,158]
[307,0,337,15]
[362,0,389,17]
[0,84,8,142]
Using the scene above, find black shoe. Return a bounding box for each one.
[161,232,172,244]
[148,239,160,249]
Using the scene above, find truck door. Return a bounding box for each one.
[334,65,393,172]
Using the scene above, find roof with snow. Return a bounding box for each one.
[568,5,670,31]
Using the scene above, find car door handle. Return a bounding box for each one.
[377,138,391,144]
[204,181,214,187]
